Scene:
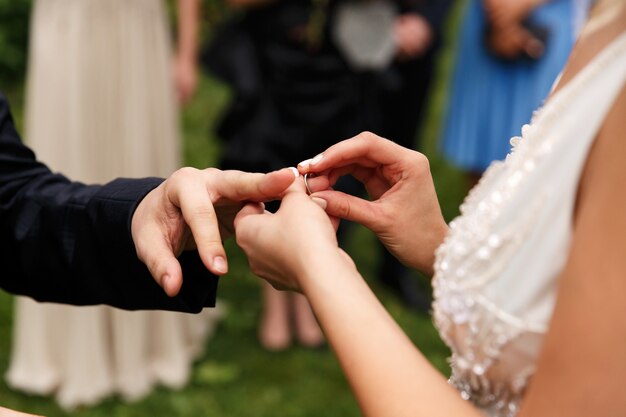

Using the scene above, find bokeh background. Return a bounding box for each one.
[0,1,468,415]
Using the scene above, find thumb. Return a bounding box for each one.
[311,190,382,230]
[136,226,185,297]
[234,202,266,231]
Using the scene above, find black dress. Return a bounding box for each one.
[205,0,363,174]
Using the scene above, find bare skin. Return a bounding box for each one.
[482,0,548,65]
[173,0,200,104]
[131,166,298,297]
[0,407,43,417]
[235,3,626,416]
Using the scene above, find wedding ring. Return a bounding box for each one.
[303,173,314,195]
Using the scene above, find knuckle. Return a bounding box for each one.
[357,131,376,143]
[169,167,199,187]
[200,239,223,253]
[175,166,199,179]
[334,199,352,219]
[412,152,431,174]
[203,167,220,177]
[192,205,216,219]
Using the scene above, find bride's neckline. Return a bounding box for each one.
[549,0,626,99]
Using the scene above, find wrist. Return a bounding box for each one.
[298,247,357,295]
[176,51,197,65]
[406,219,449,277]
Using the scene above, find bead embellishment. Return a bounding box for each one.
[431,31,626,417]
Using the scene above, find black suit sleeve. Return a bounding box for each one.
[0,93,218,312]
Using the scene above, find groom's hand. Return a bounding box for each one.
[131,166,299,297]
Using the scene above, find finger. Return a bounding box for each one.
[297,132,405,174]
[214,167,299,203]
[233,202,266,229]
[329,214,341,233]
[234,203,272,249]
[521,29,545,59]
[325,165,391,199]
[167,170,228,276]
[304,173,332,192]
[282,175,308,196]
[136,227,185,297]
[305,163,390,195]
[310,189,383,230]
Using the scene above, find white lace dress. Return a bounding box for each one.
[432,31,626,417]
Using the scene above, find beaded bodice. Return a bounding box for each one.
[432,32,626,417]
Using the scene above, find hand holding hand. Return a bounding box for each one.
[485,22,545,60]
[234,179,352,292]
[298,132,448,275]
[483,0,542,29]
[131,167,298,296]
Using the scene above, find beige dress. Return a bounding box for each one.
[5,0,221,409]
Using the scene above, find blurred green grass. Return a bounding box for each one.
[0,4,468,415]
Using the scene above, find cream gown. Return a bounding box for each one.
[432,19,626,417]
[5,0,222,409]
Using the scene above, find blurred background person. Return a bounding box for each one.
[203,0,454,349]
[440,0,589,188]
[340,0,454,314]
[203,0,367,351]
[5,0,222,409]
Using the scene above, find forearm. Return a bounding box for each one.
[300,252,479,417]
[176,0,200,62]
[0,94,217,311]
[1,174,217,311]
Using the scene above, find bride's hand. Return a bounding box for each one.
[234,179,353,292]
[298,132,448,275]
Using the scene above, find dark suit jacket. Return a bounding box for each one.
[0,93,218,312]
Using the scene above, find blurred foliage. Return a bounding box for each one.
[0,1,467,416]
[167,0,230,36]
[0,0,32,85]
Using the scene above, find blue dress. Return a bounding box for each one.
[440,0,575,172]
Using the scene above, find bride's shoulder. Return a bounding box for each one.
[551,1,626,97]
[518,81,626,417]
[575,80,626,234]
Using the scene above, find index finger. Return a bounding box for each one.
[297,132,406,174]
[167,170,228,276]
[212,167,299,203]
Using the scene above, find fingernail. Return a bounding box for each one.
[298,158,313,168]
[310,153,324,165]
[288,167,299,178]
[213,256,228,274]
[312,197,327,210]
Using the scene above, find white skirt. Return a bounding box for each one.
[5,0,222,409]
